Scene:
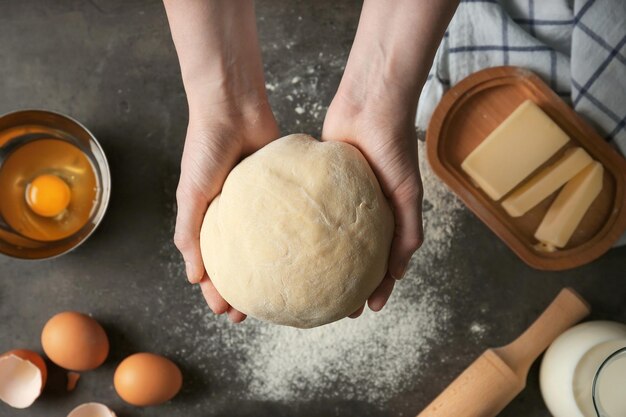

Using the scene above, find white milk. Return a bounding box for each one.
[595,350,626,416]
[540,321,626,417]
[574,339,626,416]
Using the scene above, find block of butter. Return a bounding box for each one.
[461,100,570,200]
[535,161,603,250]
[502,147,593,217]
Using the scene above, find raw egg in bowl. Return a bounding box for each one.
[0,109,110,259]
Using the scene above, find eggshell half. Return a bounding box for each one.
[0,350,47,408]
[41,311,109,371]
[67,402,116,417]
[114,353,182,406]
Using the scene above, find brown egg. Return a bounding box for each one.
[114,353,182,406]
[41,312,109,371]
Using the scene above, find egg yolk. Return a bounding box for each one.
[26,174,71,217]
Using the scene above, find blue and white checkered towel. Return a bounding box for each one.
[417,0,626,246]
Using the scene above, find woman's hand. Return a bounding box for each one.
[164,0,457,322]
[164,0,279,322]
[175,100,278,323]
[323,90,423,317]
[323,0,458,316]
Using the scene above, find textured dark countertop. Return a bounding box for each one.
[0,1,624,416]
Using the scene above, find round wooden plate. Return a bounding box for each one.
[426,66,626,271]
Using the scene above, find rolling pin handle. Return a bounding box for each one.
[496,287,590,378]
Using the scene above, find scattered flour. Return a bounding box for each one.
[162,141,465,406]
[470,322,488,338]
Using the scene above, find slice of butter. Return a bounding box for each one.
[461,100,570,200]
[535,161,603,250]
[502,147,593,217]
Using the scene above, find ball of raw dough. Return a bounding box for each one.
[200,134,393,328]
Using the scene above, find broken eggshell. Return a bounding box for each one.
[66,371,81,391]
[67,402,116,417]
[0,349,47,408]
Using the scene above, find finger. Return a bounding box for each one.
[175,129,242,284]
[349,304,365,319]
[174,183,210,284]
[199,275,229,314]
[227,307,247,323]
[367,274,395,312]
[387,177,424,280]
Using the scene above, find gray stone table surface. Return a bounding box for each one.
[0,1,624,417]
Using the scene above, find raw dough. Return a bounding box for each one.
[200,134,393,328]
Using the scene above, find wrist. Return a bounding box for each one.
[188,91,272,126]
[185,73,269,120]
[335,0,458,122]
[336,34,428,123]
[332,66,420,129]
[337,70,420,116]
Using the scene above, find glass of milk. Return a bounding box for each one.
[592,347,626,417]
[540,321,626,417]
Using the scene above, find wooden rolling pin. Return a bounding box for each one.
[417,287,590,417]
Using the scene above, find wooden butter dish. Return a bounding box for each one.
[426,66,626,271]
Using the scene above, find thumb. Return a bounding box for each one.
[387,177,424,280]
[174,183,210,284]
[174,130,240,284]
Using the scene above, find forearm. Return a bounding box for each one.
[339,0,458,118]
[163,0,268,117]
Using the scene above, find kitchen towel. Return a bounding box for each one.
[417,0,626,246]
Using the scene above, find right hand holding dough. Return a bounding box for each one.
[174,101,279,323]
[165,0,279,322]
[174,96,279,323]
